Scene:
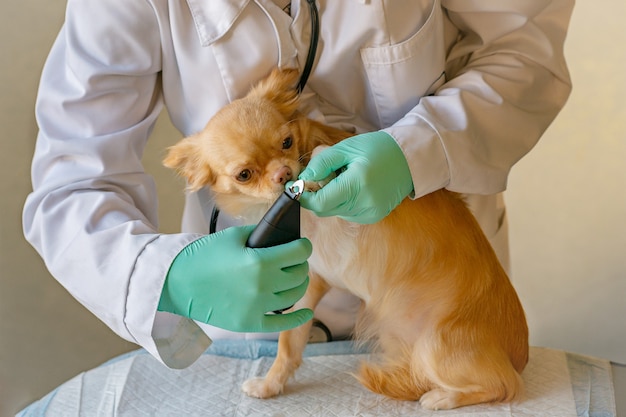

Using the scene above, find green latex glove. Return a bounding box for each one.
[158,225,313,333]
[298,131,414,224]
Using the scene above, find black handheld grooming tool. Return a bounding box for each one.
[246,180,304,248]
[246,180,305,313]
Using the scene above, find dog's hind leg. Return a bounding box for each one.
[242,272,330,398]
[418,344,524,410]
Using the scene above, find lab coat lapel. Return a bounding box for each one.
[185,0,250,46]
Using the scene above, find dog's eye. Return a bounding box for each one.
[282,136,293,150]
[236,169,252,182]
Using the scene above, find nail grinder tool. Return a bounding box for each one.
[246,180,305,313]
[246,179,304,248]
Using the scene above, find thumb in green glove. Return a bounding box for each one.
[298,131,414,224]
[158,225,313,333]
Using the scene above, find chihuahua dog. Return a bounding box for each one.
[164,68,529,410]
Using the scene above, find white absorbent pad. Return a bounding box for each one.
[19,340,616,417]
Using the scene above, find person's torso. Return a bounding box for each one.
[155,0,451,136]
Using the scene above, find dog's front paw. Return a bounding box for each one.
[242,377,283,399]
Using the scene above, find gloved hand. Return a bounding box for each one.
[298,131,413,224]
[158,225,313,333]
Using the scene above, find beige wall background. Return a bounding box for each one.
[1,1,624,415]
[506,0,626,368]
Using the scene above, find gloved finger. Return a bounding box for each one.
[260,308,314,332]
[256,237,313,269]
[237,224,257,237]
[298,171,357,215]
[264,275,309,313]
[273,262,310,294]
[299,146,349,182]
[273,265,310,294]
[338,211,383,225]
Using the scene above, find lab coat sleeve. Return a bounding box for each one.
[385,0,574,197]
[22,0,210,369]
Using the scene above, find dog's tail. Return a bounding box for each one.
[357,360,430,401]
[356,341,431,401]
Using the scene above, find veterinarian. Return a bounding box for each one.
[24,0,573,369]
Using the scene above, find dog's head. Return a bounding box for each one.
[164,68,322,221]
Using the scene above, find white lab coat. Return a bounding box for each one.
[23,0,573,369]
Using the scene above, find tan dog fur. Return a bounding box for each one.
[163,68,529,410]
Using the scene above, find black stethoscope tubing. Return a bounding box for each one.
[296,0,320,94]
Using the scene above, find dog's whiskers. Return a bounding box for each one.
[298,151,313,165]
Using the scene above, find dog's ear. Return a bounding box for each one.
[248,68,301,118]
[163,134,214,191]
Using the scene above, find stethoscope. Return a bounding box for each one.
[208,0,320,234]
[295,0,320,94]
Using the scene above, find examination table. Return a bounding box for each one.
[18,340,624,416]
